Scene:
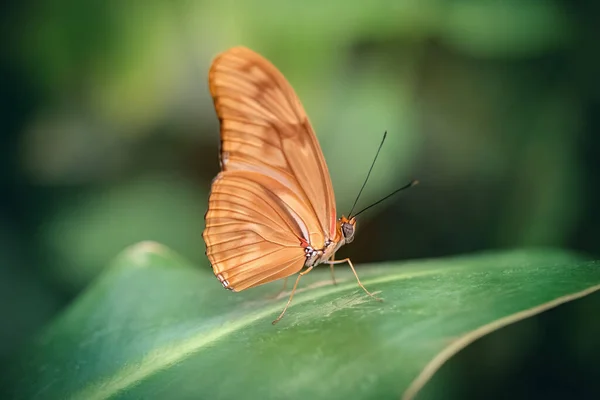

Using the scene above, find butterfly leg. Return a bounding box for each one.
[329,252,337,286]
[326,258,383,302]
[272,266,313,325]
[267,277,288,299]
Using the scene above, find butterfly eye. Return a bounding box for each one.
[342,222,355,243]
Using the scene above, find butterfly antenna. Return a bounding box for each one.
[348,131,388,216]
[352,179,419,218]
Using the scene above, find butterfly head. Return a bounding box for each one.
[339,216,357,244]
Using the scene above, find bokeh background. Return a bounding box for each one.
[1,0,599,398]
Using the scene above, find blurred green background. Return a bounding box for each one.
[1,0,599,398]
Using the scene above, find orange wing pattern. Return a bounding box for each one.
[203,46,337,291]
[204,171,306,290]
[209,46,337,240]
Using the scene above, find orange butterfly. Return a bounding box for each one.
[203,46,415,324]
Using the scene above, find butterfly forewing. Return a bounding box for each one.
[209,47,337,238]
[204,47,338,291]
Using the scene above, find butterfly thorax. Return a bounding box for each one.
[303,216,356,267]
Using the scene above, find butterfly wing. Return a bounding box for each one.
[209,46,337,240]
[204,170,307,291]
[203,46,337,291]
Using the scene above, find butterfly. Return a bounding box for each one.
[202,46,416,324]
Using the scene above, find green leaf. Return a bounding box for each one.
[5,243,599,400]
